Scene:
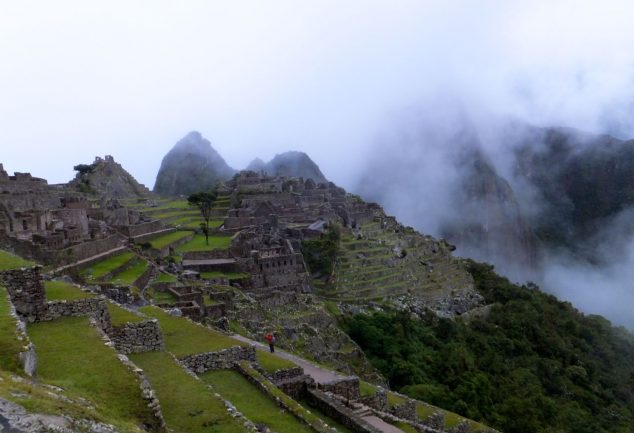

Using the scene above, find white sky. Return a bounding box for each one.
[2,0,634,188]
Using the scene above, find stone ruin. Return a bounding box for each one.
[0,161,165,266]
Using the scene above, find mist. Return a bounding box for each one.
[3,2,634,326]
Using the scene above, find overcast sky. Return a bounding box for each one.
[2,1,634,188]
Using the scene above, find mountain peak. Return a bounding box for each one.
[153,132,235,195]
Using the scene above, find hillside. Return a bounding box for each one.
[69,155,151,198]
[153,131,235,196]
[247,151,328,183]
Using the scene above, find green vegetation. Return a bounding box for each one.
[0,286,22,372]
[44,280,94,301]
[344,261,634,433]
[111,259,148,285]
[256,350,297,373]
[201,369,314,433]
[82,252,134,280]
[155,272,178,283]
[301,225,341,276]
[146,287,177,304]
[108,303,145,327]
[237,362,329,432]
[139,306,243,357]
[0,250,34,270]
[149,231,192,249]
[177,234,233,252]
[200,270,249,280]
[130,351,246,433]
[188,190,218,245]
[28,317,156,430]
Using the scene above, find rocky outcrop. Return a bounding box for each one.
[247,151,327,183]
[153,131,235,196]
[69,155,150,198]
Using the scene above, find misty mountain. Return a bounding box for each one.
[513,126,634,260]
[153,131,235,196]
[247,151,328,183]
[69,155,150,198]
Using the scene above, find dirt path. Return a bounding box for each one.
[231,334,346,383]
[231,334,405,433]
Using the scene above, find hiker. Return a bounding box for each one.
[265,333,276,353]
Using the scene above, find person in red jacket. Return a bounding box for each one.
[265,333,276,353]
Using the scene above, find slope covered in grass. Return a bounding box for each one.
[139,306,243,357]
[131,351,246,433]
[0,250,34,270]
[201,369,313,433]
[28,317,156,430]
[0,286,22,373]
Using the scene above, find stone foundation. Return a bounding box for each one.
[42,298,112,333]
[318,376,361,400]
[110,319,164,354]
[179,345,256,374]
[306,389,382,433]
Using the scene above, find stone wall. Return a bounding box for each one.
[318,376,361,400]
[118,220,164,238]
[390,398,417,422]
[268,366,305,383]
[204,303,226,320]
[179,345,256,374]
[57,235,124,265]
[357,388,388,412]
[0,267,46,322]
[131,228,176,245]
[110,319,164,354]
[133,264,154,290]
[306,389,383,433]
[41,298,112,333]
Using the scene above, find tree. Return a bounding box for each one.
[187,190,217,245]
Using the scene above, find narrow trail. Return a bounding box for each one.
[231,334,405,433]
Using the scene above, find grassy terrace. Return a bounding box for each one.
[81,251,134,281]
[200,270,249,280]
[44,280,94,301]
[28,317,156,430]
[146,287,178,304]
[149,231,192,249]
[155,272,178,283]
[108,303,145,327]
[0,250,34,271]
[0,286,22,373]
[111,259,148,285]
[177,234,233,252]
[256,350,297,373]
[201,369,314,433]
[139,306,243,357]
[130,351,246,433]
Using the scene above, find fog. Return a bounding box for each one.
[3,1,634,326]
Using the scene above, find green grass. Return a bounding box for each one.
[177,234,233,252]
[130,351,246,433]
[108,303,145,327]
[146,287,177,304]
[155,272,178,283]
[360,380,378,397]
[256,350,297,373]
[387,391,406,408]
[0,250,34,270]
[0,286,23,372]
[200,271,249,280]
[149,231,192,249]
[237,362,329,432]
[139,306,243,357]
[44,280,94,301]
[392,422,417,433]
[28,317,156,430]
[111,259,148,285]
[81,252,134,280]
[201,369,314,433]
